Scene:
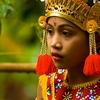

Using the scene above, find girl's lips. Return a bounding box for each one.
[51,52,63,61]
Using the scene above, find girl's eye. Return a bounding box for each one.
[46,29,54,35]
[62,30,72,37]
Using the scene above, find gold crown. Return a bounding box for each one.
[38,0,100,34]
[45,0,90,31]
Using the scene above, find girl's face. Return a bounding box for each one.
[46,17,89,69]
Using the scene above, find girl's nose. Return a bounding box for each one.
[50,34,62,49]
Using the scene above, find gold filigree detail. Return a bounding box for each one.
[61,70,100,90]
[87,3,100,34]
[86,20,98,34]
[38,16,46,29]
[62,81,69,88]
[63,92,73,100]
[63,78,100,89]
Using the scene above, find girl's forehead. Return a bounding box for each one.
[47,17,77,28]
[47,17,85,32]
[48,17,69,24]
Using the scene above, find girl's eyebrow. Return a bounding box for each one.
[46,23,53,28]
[46,23,75,29]
[59,24,75,29]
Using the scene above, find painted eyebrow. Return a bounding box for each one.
[46,23,75,29]
[46,23,53,28]
[59,24,75,29]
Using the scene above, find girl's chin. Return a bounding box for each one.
[54,63,67,69]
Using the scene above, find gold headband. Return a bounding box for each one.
[38,0,100,34]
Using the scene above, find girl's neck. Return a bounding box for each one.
[67,65,100,85]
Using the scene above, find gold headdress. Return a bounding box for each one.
[45,0,90,31]
[39,0,100,32]
[38,0,100,31]
[37,0,100,76]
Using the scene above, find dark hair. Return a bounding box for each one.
[95,32,100,54]
[87,0,94,7]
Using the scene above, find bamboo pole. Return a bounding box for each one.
[0,63,36,73]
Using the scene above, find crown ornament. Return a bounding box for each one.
[38,0,100,33]
[86,2,100,34]
[45,0,90,31]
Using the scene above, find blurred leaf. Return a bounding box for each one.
[2,3,14,17]
[0,0,14,17]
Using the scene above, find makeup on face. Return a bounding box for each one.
[53,21,57,27]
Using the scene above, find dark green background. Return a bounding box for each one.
[0,0,44,100]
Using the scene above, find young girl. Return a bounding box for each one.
[36,0,100,100]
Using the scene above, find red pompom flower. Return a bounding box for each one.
[36,54,56,75]
[83,54,100,76]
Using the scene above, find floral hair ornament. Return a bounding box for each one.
[83,2,100,76]
[36,16,56,75]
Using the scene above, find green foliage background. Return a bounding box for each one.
[0,0,44,100]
